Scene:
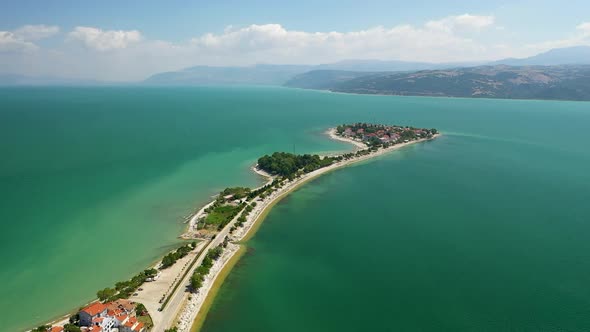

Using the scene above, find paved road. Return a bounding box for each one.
[134,242,206,330]
[153,213,240,332]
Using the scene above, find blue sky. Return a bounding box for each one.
[1,0,589,80]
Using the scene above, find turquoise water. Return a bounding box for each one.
[1,87,589,331]
[0,86,349,331]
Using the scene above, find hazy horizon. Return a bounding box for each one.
[2,0,590,81]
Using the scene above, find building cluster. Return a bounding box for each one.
[79,300,146,332]
[45,300,146,332]
[340,123,434,144]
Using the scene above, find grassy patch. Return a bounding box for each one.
[221,187,251,199]
[204,205,242,226]
[137,314,153,329]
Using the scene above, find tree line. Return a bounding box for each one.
[257,152,337,178]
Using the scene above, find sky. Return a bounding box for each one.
[1,0,589,81]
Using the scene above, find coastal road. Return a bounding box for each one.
[154,212,242,332]
[134,241,206,330]
[152,136,438,331]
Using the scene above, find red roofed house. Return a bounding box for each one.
[50,327,64,332]
[80,302,107,327]
[78,300,145,332]
[119,316,146,332]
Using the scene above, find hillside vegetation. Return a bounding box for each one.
[287,65,590,101]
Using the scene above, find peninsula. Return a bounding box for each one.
[35,124,439,332]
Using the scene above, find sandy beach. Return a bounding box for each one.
[169,129,440,332]
[181,166,273,240]
[41,128,439,332]
[175,243,240,332]
[326,128,367,151]
[230,131,440,243]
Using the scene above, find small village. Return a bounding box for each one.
[336,123,438,146]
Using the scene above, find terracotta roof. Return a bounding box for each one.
[116,314,129,322]
[50,327,64,332]
[107,308,124,317]
[81,302,107,316]
[133,322,145,331]
[105,299,136,312]
[120,314,137,329]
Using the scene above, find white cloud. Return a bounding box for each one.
[0,24,60,53]
[0,15,507,80]
[5,15,590,82]
[187,18,498,64]
[577,22,590,35]
[68,27,142,51]
[14,25,60,40]
[0,31,38,52]
[425,14,495,32]
[523,21,590,54]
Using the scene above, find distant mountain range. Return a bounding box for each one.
[143,64,313,86]
[142,46,590,87]
[295,65,590,101]
[3,46,590,101]
[491,46,590,66]
[283,46,590,101]
[142,60,478,86]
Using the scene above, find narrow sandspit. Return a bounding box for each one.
[231,132,440,243]
[172,128,440,332]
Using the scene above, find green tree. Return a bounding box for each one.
[96,287,116,301]
[161,254,175,268]
[64,324,82,332]
[68,313,79,324]
[32,325,50,332]
[135,303,147,316]
[144,268,158,277]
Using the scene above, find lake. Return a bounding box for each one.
[1,86,589,331]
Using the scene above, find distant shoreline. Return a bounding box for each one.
[284,85,590,103]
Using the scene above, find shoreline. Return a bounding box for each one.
[230,132,440,245]
[181,166,274,239]
[188,245,247,332]
[175,243,241,332]
[325,128,367,151]
[35,128,439,332]
[286,86,590,103]
[178,130,441,332]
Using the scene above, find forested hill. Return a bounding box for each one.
[284,70,377,90]
[286,65,590,101]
